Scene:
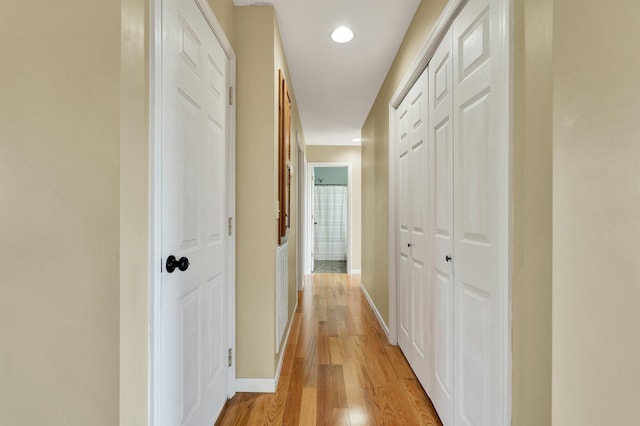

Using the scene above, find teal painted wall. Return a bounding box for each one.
[314,166,347,185]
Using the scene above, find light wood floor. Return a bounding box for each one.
[216,273,442,425]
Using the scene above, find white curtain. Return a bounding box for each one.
[314,185,348,261]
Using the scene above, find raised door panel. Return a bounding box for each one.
[178,287,202,424]
[176,91,203,253]
[204,116,224,247]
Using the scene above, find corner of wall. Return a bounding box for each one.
[235,4,278,380]
[511,0,553,423]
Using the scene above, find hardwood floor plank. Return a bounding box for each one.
[283,358,304,425]
[328,336,345,365]
[327,307,339,337]
[215,273,442,426]
[331,408,351,426]
[265,389,287,426]
[215,393,256,426]
[401,378,442,425]
[316,364,329,425]
[317,321,331,365]
[299,387,317,425]
[280,342,296,378]
[245,394,275,426]
[385,345,416,380]
[329,365,348,409]
[303,337,318,387]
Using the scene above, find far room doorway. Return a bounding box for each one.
[309,164,351,274]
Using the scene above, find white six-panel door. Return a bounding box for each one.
[160,0,230,424]
[397,69,431,392]
[452,0,506,423]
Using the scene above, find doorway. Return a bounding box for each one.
[309,163,351,274]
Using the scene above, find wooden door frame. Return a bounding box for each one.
[387,0,512,423]
[149,0,237,424]
[308,162,353,275]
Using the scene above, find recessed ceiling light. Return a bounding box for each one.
[331,26,354,44]
[352,138,362,143]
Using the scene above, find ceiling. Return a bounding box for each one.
[233,0,421,146]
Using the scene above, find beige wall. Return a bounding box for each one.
[306,146,362,272]
[361,0,447,324]
[235,6,278,379]
[236,5,305,379]
[120,0,150,424]
[511,0,553,423]
[274,17,305,360]
[0,0,121,424]
[552,0,640,423]
[208,0,235,46]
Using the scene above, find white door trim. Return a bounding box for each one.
[387,0,512,423]
[296,136,307,290]
[308,162,353,275]
[149,0,237,424]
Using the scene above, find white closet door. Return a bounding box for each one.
[428,27,454,426]
[452,0,507,423]
[397,69,431,392]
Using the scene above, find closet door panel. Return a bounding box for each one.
[429,27,454,426]
[396,70,431,392]
[453,0,506,424]
[409,74,430,390]
[398,101,412,349]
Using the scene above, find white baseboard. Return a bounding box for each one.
[350,269,361,275]
[274,298,297,384]
[236,298,298,393]
[360,282,390,341]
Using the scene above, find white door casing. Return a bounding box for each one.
[158,0,230,424]
[428,26,455,426]
[397,69,431,392]
[452,0,508,423]
[297,143,306,289]
[309,169,315,272]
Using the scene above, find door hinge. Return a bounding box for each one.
[228,217,233,236]
[229,86,233,106]
[228,348,233,367]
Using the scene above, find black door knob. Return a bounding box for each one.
[445,255,452,262]
[166,255,190,273]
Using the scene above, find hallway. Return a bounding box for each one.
[216,274,442,425]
